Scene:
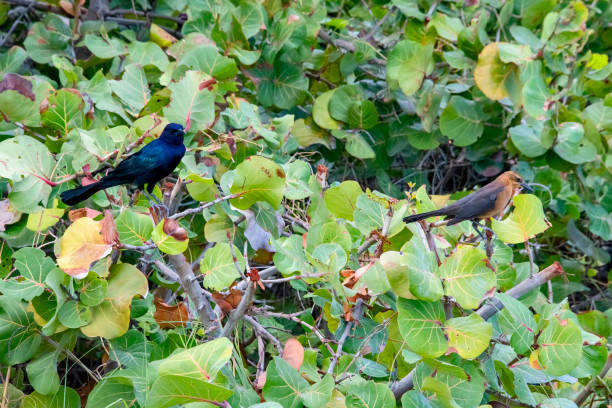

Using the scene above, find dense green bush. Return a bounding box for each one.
[0,0,611,406]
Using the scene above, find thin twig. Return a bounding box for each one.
[243,315,283,354]
[221,277,255,338]
[43,335,101,382]
[327,299,364,375]
[169,193,241,219]
[362,6,395,41]
[259,310,336,356]
[574,352,612,406]
[261,272,327,284]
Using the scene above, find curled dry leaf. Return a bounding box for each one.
[316,164,328,188]
[68,207,101,221]
[342,261,374,289]
[162,218,188,241]
[153,297,190,328]
[282,338,304,370]
[101,210,119,245]
[57,217,112,279]
[211,288,243,315]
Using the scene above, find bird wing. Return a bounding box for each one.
[446,183,504,225]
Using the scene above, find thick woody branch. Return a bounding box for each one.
[156,256,220,334]
[390,261,565,400]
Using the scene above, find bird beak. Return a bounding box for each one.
[520,182,533,193]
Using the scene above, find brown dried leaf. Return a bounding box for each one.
[153,297,190,328]
[0,73,35,100]
[282,338,304,370]
[101,210,119,245]
[68,207,101,221]
[211,288,243,315]
[162,218,188,241]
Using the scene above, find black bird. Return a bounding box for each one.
[60,123,186,206]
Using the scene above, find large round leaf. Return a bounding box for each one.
[254,63,308,110]
[164,70,215,132]
[323,180,363,221]
[200,242,245,291]
[537,317,582,376]
[387,40,433,96]
[491,194,550,244]
[313,90,340,130]
[552,122,597,164]
[397,298,448,358]
[230,156,286,210]
[439,246,496,310]
[444,314,492,359]
[474,42,519,100]
[439,96,485,146]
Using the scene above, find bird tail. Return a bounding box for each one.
[60,182,103,205]
[403,209,448,224]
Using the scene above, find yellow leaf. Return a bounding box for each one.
[474,43,518,100]
[26,199,64,232]
[57,217,112,279]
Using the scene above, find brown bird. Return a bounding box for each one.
[404,171,533,234]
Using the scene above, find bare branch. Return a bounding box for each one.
[169,193,241,220]
[244,315,283,354]
[327,299,364,375]
[574,352,612,406]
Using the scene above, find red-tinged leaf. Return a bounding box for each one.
[282,338,304,370]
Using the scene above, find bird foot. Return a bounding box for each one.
[143,191,169,217]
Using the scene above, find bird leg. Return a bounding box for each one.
[142,190,169,217]
[471,221,487,241]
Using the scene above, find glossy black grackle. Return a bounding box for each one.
[60,123,186,206]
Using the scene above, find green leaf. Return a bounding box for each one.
[254,62,309,109]
[306,222,352,254]
[83,34,126,59]
[23,15,71,64]
[474,42,519,100]
[0,297,41,364]
[347,100,379,130]
[420,377,459,408]
[397,298,448,358]
[152,219,189,255]
[26,200,64,232]
[293,118,331,148]
[323,181,363,221]
[522,76,548,118]
[158,337,232,379]
[186,174,219,202]
[439,246,496,309]
[509,124,551,157]
[491,194,550,244]
[537,316,583,376]
[387,40,433,96]
[85,377,135,408]
[328,85,364,123]
[146,375,233,408]
[310,243,347,274]
[401,391,432,408]
[21,386,80,408]
[201,242,245,291]
[346,381,395,408]
[230,156,286,210]
[26,351,60,395]
[263,357,310,408]
[110,64,150,116]
[182,45,237,80]
[283,160,312,200]
[126,41,169,71]
[40,89,84,136]
[0,46,28,75]
[430,13,464,42]
[313,90,340,130]
[0,136,56,213]
[553,122,597,164]
[58,300,92,328]
[496,292,536,355]
[272,235,311,276]
[0,248,55,301]
[300,375,334,408]
[164,70,215,131]
[332,130,376,159]
[80,263,148,339]
[444,314,492,359]
[439,96,485,146]
[415,360,485,408]
[116,210,154,246]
